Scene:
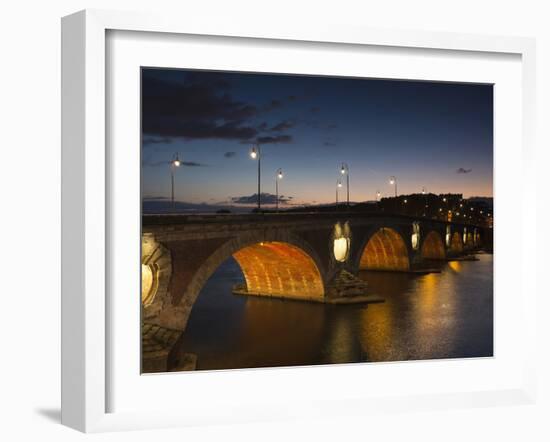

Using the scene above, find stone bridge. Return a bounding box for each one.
[141,212,489,371]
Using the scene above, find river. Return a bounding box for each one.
[179,254,493,370]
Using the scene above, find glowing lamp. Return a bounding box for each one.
[333,237,349,262]
[141,264,154,305]
[411,233,419,250]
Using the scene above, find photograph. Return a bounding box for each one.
[140,67,494,373]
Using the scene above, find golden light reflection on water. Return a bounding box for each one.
[183,255,493,370]
[355,271,411,361]
[409,266,460,357]
[448,260,462,273]
[416,273,438,314]
[358,303,393,361]
[323,313,359,364]
[355,264,463,361]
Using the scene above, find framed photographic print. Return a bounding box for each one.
[61,9,537,432]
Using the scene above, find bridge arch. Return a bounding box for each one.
[232,242,324,300]
[153,230,326,331]
[420,231,446,260]
[358,227,410,271]
[450,232,463,254]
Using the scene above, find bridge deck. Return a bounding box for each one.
[143,211,485,229]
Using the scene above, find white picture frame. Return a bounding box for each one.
[61,9,537,433]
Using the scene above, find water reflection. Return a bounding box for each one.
[180,254,493,370]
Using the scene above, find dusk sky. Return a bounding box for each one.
[141,68,493,208]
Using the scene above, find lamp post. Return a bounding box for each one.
[389,176,397,197]
[250,145,261,210]
[275,168,283,211]
[422,186,427,217]
[376,190,381,201]
[170,153,181,211]
[336,179,343,205]
[340,163,350,207]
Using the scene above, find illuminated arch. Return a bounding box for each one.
[233,242,324,300]
[420,231,446,260]
[141,232,325,371]
[359,227,410,271]
[450,232,463,253]
[168,232,326,329]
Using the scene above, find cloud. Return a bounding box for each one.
[142,71,297,145]
[268,120,295,132]
[142,196,170,201]
[231,193,293,205]
[256,135,293,144]
[142,159,208,168]
[144,117,257,141]
[257,119,296,134]
[456,168,473,174]
[224,151,237,158]
[142,71,259,141]
[323,141,337,147]
[142,136,173,146]
[182,161,207,167]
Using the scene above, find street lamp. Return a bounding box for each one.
[336,179,343,205]
[376,190,381,201]
[340,163,350,207]
[275,168,283,211]
[421,187,427,217]
[170,153,181,211]
[250,145,261,210]
[389,176,397,197]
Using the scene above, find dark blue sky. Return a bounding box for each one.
[141,68,493,207]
